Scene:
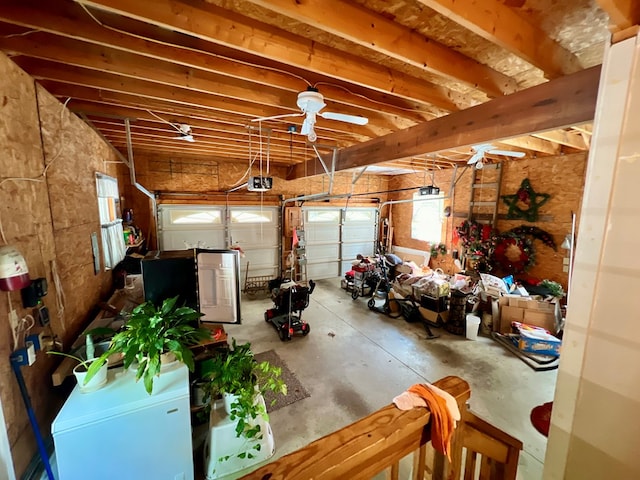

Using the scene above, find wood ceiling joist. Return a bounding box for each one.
[532,130,589,150]
[0,0,434,124]
[10,51,390,137]
[99,127,316,160]
[243,0,516,97]
[89,119,317,155]
[60,94,360,148]
[76,0,464,110]
[597,0,640,31]
[498,136,561,156]
[17,60,375,141]
[0,32,403,135]
[70,100,349,147]
[415,0,582,78]
[288,65,601,179]
[107,136,296,164]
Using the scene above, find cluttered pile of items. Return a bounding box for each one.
[483,273,564,370]
[342,252,565,369]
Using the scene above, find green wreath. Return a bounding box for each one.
[501,178,550,222]
[508,225,556,250]
[491,233,535,273]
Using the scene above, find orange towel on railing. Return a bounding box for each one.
[394,384,456,461]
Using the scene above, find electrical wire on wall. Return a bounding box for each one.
[0,94,70,243]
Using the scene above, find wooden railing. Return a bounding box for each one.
[241,376,522,480]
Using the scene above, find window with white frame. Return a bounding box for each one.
[96,173,126,270]
[230,209,273,223]
[411,192,444,243]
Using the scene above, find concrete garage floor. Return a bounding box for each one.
[211,278,557,480]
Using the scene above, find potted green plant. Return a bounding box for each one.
[48,335,109,393]
[204,339,287,460]
[86,295,211,394]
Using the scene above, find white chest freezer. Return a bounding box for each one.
[52,364,193,480]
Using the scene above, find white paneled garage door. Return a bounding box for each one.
[158,205,279,279]
[303,207,376,280]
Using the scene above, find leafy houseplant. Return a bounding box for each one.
[48,335,109,392]
[205,339,287,460]
[86,296,211,394]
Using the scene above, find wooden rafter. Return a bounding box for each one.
[0,0,434,124]
[415,0,582,78]
[597,0,640,31]
[243,0,517,97]
[532,130,588,150]
[499,136,561,156]
[75,0,464,110]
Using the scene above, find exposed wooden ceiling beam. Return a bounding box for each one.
[499,136,561,156]
[0,32,405,134]
[532,130,588,150]
[72,99,339,158]
[289,66,601,179]
[76,0,465,109]
[16,59,375,141]
[0,1,434,122]
[89,118,316,153]
[597,0,640,31]
[107,136,295,163]
[415,0,581,78]
[99,127,315,159]
[243,0,516,97]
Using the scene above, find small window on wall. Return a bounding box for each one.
[169,209,222,225]
[96,173,126,270]
[411,192,444,243]
[344,209,374,222]
[307,209,340,223]
[230,210,273,223]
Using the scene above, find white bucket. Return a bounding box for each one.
[465,314,481,340]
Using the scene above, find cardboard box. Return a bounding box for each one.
[500,306,524,333]
[498,297,558,333]
[518,330,561,357]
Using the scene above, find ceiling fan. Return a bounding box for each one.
[467,143,525,169]
[173,123,195,143]
[146,110,195,142]
[253,87,368,142]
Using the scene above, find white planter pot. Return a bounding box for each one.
[223,392,239,415]
[73,359,108,393]
[160,351,179,371]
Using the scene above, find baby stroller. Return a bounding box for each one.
[264,279,316,341]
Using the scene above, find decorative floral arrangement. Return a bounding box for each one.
[490,232,535,273]
[455,220,494,258]
[430,243,448,258]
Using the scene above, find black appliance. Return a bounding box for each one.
[141,249,241,324]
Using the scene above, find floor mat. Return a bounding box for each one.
[254,350,310,413]
[530,401,553,437]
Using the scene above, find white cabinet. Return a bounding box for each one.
[52,365,193,480]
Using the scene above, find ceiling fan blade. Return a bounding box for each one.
[319,111,369,125]
[488,149,526,158]
[252,112,304,122]
[467,151,483,164]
